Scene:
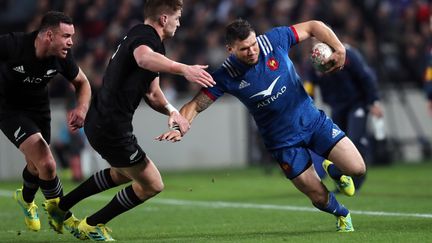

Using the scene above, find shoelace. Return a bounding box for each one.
[27,203,38,218]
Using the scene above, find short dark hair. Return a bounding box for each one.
[225,19,254,45]
[39,11,73,32]
[144,0,183,21]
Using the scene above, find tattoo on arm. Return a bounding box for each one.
[194,92,213,113]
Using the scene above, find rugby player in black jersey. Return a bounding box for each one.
[42,0,215,241]
[0,11,91,233]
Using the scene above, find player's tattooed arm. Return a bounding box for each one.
[194,91,214,113]
[180,91,214,123]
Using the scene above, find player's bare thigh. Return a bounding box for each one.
[291,164,328,205]
[113,156,164,199]
[327,136,366,176]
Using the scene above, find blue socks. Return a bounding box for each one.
[314,192,349,217]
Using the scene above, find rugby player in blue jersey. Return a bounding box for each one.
[158,19,365,232]
[304,44,384,191]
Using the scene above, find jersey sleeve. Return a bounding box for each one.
[0,33,17,61]
[129,27,161,53]
[59,50,80,81]
[264,26,299,52]
[201,72,226,101]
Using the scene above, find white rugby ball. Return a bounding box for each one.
[311,42,334,72]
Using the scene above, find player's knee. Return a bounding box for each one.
[149,180,164,196]
[352,162,366,177]
[38,159,57,176]
[137,180,164,198]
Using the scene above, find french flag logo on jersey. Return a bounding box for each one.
[267,57,279,71]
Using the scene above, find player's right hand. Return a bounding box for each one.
[183,65,215,88]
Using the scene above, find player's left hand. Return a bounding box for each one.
[168,112,190,135]
[155,130,182,142]
[68,107,86,131]
[324,48,346,73]
[370,101,384,118]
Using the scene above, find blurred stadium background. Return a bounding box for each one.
[1,0,432,180]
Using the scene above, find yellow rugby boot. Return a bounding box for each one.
[13,188,40,231]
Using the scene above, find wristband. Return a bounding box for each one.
[170,124,181,131]
[165,103,178,114]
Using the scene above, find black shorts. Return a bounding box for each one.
[84,107,146,168]
[0,111,51,148]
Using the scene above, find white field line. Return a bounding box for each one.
[1,189,431,219]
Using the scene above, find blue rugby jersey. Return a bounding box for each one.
[203,26,323,150]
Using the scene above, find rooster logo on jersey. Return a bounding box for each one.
[267,57,279,71]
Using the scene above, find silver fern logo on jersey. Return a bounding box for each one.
[130,149,139,161]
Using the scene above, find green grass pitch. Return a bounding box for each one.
[0,161,431,242]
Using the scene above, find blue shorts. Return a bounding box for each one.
[270,116,345,179]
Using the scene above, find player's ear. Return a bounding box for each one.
[159,15,168,27]
[226,44,233,53]
[46,29,54,42]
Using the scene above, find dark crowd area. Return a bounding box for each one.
[1,0,431,99]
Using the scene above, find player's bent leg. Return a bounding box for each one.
[327,137,366,177]
[291,166,354,232]
[19,133,57,180]
[20,134,68,234]
[78,157,164,241]
[115,156,164,200]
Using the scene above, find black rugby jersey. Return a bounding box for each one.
[94,24,165,126]
[0,31,79,114]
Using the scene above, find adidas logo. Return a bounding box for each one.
[239,80,250,89]
[13,65,25,74]
[332,128,341,138]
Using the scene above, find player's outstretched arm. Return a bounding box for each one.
[68,68,91,131]
[155,91,214,142]
[133,45,215,87]
[293,20,345,73]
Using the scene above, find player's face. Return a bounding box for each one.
[163,9,181,38]
[228,32,260,65]
[48,23,74,58]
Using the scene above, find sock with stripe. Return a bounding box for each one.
[87,185,143,226]
[21,166,39,203]
[39,176,63,199]
[59,168,117,212]
[314,192,349,217]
